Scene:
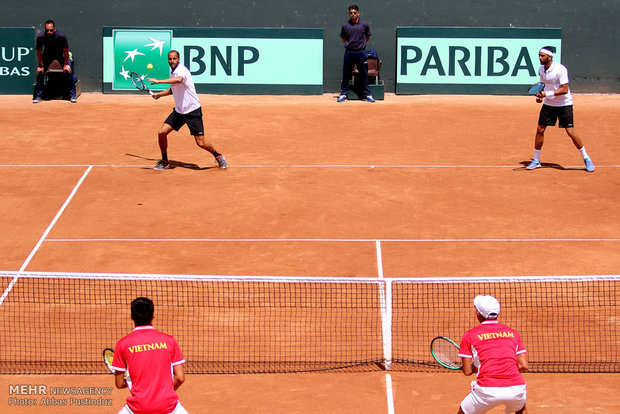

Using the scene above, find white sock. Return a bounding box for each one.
[579,147,589,160]
[533,149,541,161]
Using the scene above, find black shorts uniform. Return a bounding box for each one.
[164,107,204,136]
[538,104,574,128]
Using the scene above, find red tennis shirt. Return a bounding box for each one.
[458,320,526,387]
[112,326,185,414]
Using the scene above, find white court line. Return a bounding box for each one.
[2,164,620,169]
[0,164,146,168]
[0,166,93,306]
[45,237,620,242]
[376,240,384,279]
[385,373,395,414]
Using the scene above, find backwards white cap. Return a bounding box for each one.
[474,295,500,319]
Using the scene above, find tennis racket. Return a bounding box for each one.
[528,82,545,96]
[103,348,116,373]
[130,72,153,95]
[430,336,462,370]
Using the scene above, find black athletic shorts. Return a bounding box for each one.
[538,104,574,128]
[164,107,204,136]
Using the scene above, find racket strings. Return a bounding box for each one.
[130,73,147,91]
[528,82,545,95]
[433,340,461,368]
[103,349,115,371]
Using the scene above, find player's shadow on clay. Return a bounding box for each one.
[125,153,216,170]
[516,161,584,171]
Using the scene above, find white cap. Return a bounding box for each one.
[474,295,500,319]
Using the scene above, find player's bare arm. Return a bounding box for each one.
[147,76,184,85]
[517,353,529,372]
[173,364,186,390]
[62,47,71,73]
[461,357,475,376]
[36,50,45,75]
[114,371,128,389]
[151,87,172,100]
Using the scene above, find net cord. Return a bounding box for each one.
[1,270,618,284]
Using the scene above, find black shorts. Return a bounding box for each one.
[538,104,574,128]
[164,107,204,136]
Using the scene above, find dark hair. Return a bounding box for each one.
[45,20,55,28]
[348,4,359,12]
[169,50,180,58]
[541,45,556,53]
[131,297,154,326]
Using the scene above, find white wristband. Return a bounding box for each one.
[546,90,554,97]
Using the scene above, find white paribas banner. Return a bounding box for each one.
[396,27,562,95]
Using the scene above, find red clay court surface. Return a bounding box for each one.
[0,93,619,413]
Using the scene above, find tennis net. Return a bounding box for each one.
[0,271,618,374]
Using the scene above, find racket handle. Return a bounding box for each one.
[149,91,154,95]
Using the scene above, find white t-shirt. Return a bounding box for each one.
[539,61,572,107]
[170,63,201,114]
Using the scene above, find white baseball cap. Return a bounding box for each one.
[474,295,500,319]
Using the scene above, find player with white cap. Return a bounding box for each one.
[457,295,529,414]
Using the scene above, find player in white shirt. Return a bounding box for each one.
[526,46,594,172]
[147,50,227,170]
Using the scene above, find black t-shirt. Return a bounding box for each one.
[35,30,69,65]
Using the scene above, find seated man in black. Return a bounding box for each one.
[33,20,77,103]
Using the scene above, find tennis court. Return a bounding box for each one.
[0,93,619,413]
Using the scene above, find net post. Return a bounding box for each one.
[380,279,393,370]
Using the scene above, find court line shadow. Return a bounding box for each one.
[125,153,215,170]
[516,160,584,172]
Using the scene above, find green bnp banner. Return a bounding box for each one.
[396,27,562,94]
[0,27,34,94]
[103,27,323,94]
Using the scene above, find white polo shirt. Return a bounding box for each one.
[170,63,201,114]
[539,61,572,107]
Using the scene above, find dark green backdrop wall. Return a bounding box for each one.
[4,0,618,93]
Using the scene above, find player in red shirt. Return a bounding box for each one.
[457,295,529,414]
[112,297,188,414]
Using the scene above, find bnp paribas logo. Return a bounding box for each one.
[112,30,172,91]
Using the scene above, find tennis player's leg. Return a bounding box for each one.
[154,110,185,170]
[564,127,583,149]
[458,384,527,414]
[500,385,527,414]
[154,123,174,169]
[515,404,527,414]
[558,106,583,149]
[559,106,594,171]
[158,123,173,154]
[186,111,227,169]
[527,105,555,169]
[194,134,227,168]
